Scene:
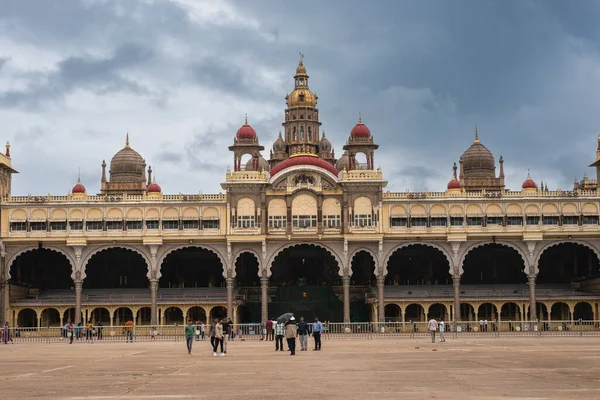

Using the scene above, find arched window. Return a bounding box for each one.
[300,126,305,140]
[308,127,312,141]
[293,127,297,141]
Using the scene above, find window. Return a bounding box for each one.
[526,216,540,225]
[430,217,447,227]
[293,127,297,141]
[323,215,341,228]
[486,216,503,225]
[268,216,287,229]
[354,214,372,227]
[300,126,304,140]
[30,222,47,231]
[237,216,255,228]
[563,216,579,225]
[450,217,464,226]
[390,217,408,227]
[506,217,523,226]
[183,220,199,229]
[410,217,427,227]
[162,220,179,230]
[86,221,103,231]
[583,215,599,225]
[466,217,482,226]
[146,220,159,230]
[69,221,83,230]
[202,219,219,229]
[106,221,123,230]
[126,221,143,230]
[50,221,67,231]
[308,127,311,141]
[293,215,317,228]
[10,222,26,232]
[542,216,559,225]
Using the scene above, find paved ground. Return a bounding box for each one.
[1,337,600,399]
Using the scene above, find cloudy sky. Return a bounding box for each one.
[1,0,600,195]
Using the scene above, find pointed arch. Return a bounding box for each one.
[157,244,227,279]
[458,241,529,276]
[6,246,76,280]
[266,242,344,277]
[383,242,453,277]
[81,245,151,280]
[534,240,600,273]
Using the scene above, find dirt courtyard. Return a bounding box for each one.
[1,336,599,399]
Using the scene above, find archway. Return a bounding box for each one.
[40,308,60,327]
[137,307,152,325]
[159,247,224,288]
[477,303,497,321]
[186,306,207,323]
[163,307,184,325]
[270,244,342,321]
[550,302,570,321]
[384,304,400,322]
[234,252,261,323]
[210,306,227,321]
[63,308,82,325]
[573,302,593,320]
[405,303,425,323]
[428,303,447,320]
[537,243,600,284]
[84,248,149,289]
[17,308,37,328]
[90,308,110,325]
[9,249,73,297]
[460,303,476,322]
[350,251,376,321]
[536,302,548,321]
[461,244,526,284]
[385,244,451,286]
[500,302,521,321]
[113,307,134,326]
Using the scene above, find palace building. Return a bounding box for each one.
[2,57,600,329]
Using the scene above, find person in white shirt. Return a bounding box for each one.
[428,318,439,343]
[439,319,445,342]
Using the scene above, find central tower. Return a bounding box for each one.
[283,54,322,155]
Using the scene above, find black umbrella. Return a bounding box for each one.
[277,313,294,324]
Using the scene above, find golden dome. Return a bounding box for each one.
[286,88,317,108]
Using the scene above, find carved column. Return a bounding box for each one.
[377,276,385,323]
[260,276,269,324]
[75,280,83,324]
[0,243,7,326]
[342,275,351,324]
[528,275,537,321]
[226,277,234,320]
[452,275,461,322]
[150,280,158,325]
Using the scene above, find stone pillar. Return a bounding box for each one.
[226,277,234,320]
[342,276,351,324]
[452,275,461,322]
[260,277,269,324]
[0,251,6,326]
[150,280,158,326]
[528,275,537,321]
[74,280,83,325]
[377,276,385,323]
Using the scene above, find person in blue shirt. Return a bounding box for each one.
[312,317,322,351]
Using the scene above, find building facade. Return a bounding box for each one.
[2,57,600,329]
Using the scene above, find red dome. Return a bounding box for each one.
[270,156,339,176]
[350,123,371,138]
[447,178,461,190]
[72,181,86,194]
[522,175,537,189]
[147,182,162,193]
[236,123,257,139]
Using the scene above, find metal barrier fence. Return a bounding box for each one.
[2,320,600,344]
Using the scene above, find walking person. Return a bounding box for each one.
[428,317,439,343]
[222,318,230,354]
[185,320,194,355]
[266,318,273,341]
[212,319,225,357]
[124,320,134,343]
[297,317,309,351]
[85,321,93,341]
[439,318,446,342]
[2,322,13,344]
[67,321,75,344]
[209,318,217,349]
[275,320,285,351]
[285,317,298,356]
[97,322,103,340]
[312,317,322,351]
[200,321,205,340]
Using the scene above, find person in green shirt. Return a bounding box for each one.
[185,320,195,354]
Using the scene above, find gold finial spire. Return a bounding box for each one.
[299,52,304,64]
[358,112,363,124]
[474,127,479,143]
[244,113,248,125]
[125,133,130,148]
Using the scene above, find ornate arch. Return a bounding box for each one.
[533,240,600,276]
[266,242,345,277]
[232,249,263,279]
[348,248,380,277]
[383,242,454,277]
[458,240,530,276]
[6,246,77,281]
[156,244,227,279]
[81,245,151,281]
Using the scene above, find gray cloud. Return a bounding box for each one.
[155,151,183,164]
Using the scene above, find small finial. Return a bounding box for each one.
[299,52,304,63]
[78,167,81,183]
[322,131,327,139]
[244,113,248,125]
[474,127,479,143]
[278,131,282,138]
[5,141,10,157]
[125,133,130,148]
[358,112,363,124]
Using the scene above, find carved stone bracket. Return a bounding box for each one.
[449,241,462,276]
[145,244,160,280]
[70,244,86,281]
[523,240,540,276]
